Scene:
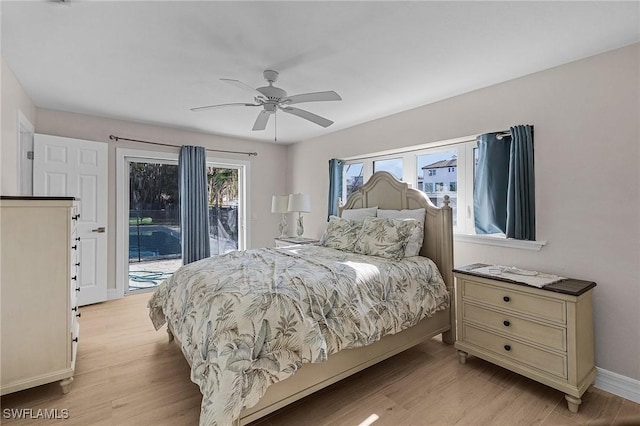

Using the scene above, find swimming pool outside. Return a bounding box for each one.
[127,228,239,292]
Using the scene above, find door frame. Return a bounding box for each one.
[17,110,34,196]
[115,147,250,299]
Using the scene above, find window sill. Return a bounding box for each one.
[454,234,546,251]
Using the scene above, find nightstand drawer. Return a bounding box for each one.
[462,302,566,351]
[463,280,566,324]
[463,324,567,379]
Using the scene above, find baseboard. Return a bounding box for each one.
[594,367,640,404]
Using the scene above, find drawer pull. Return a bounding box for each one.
[503,320,510,327]
[73,337,78,343]
[71,245,78,250]
[72,307,77,312]
[76,312,81,318]
[504,344,511,351]
[503,296,511,302]
[75,262,81,267]
[75,237,81,241]
[71,275,77,281]
[72,214,80,221]
[75,287,80,292]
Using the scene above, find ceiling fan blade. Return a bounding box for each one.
[221,78,265,99]
[282,91,342,105]
[190,102,260,112]
[280,106,334,128]
[252,110,271,131]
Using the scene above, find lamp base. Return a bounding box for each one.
[296,212,304,237]
[278,214,288,238]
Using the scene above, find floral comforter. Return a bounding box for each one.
[148,245,449,426]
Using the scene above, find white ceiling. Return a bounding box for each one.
[2,1,638,144]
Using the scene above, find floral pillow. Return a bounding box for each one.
[377,208,425,257]
[353,217,422,260]
[319,216,362,252]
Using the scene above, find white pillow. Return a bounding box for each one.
[376,208,425,257]
[341,206,377,223]
[377,208,425,222]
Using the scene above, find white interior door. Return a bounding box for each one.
[33,134,108,306]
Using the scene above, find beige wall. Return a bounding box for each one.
[36,109,288,291]
[287,44,640,381]
[1,57,36,195]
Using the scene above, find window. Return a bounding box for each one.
[344,162,364,199]
[340,132,538,248]
[418,150,460,227]
[373,157,403,180]
[345,143,475,233]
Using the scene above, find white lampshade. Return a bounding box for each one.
[288,193,311,213]
[271,194,289,213]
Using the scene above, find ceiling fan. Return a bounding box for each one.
[191,70,342,131]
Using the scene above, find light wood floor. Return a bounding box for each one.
[2,293,638,425]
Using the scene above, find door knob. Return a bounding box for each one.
[92,227,106,233]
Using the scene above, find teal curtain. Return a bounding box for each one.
[474,133,511,234]
[179,146,210,265]
[327,159,344,219]
[506,125,535,240]
[474,125,535,240]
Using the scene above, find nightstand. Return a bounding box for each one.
[453,264,596,414]
[274,237,319,248]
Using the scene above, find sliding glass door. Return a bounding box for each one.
[207,165,242,255]
[128,159,181,292]
[121,150,247,294]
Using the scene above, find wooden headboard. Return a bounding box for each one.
[338,171,454,289]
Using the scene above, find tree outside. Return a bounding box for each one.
[129,162,240,262]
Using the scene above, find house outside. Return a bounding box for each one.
[421,157,457,224]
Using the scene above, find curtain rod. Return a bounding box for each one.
[495,126,534,140]
[495,131,510,140]
[108,135,258,157]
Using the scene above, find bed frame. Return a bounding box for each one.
[168,171,454,425]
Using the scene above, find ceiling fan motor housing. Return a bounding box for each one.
[256,85,287,101]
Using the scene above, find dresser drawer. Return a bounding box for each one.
[462,302,566,351]
[462,280,566,324]
[463,324,567,379]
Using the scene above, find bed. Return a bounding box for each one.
[148,171,454,425]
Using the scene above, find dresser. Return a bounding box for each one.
[453,264,596,413]
[0,197,80,395]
